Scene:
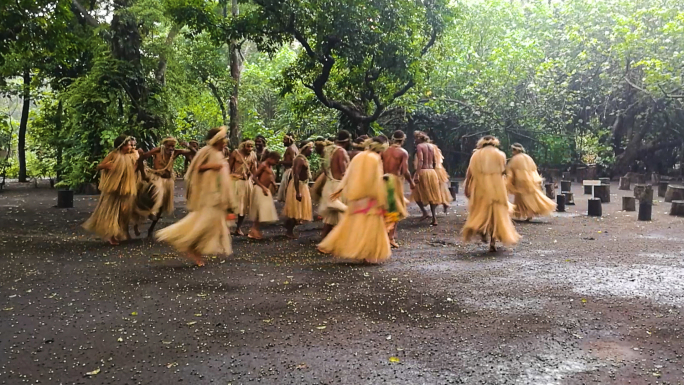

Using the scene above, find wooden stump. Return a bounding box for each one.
[599,177,610,185]
[584,185,592,195]
[658,182,669,198]
[560,180,572,192]
[556,194,566,212]
[638,202,652,221]
[671,201,684,217]
[633,184,647,199]
[664,185,684,203]
[594,184,610,203]
[619,177,631,191]
[57,189,74,208]
[635,185,653,203]
[545,183,555,199]
[588,198,602,217]
[622,196,636,212]
[563,191,575,205]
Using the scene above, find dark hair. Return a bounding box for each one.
[299,140,312,147]
[266,151,281,161]
[255,135,266,142]
[114,135,130,149]
[372,135,388,144]
[482,135,496,141]
[336,130,351,142]
[241,137,251,142]
[327,136,336,142]
[392,130,406,140]
[315,136,325,142]
[206,128,221,141]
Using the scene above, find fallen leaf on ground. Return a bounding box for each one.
[389,357,400,363]
[85,368,100,376]
[187,321,197,326]
[316,326,326,330]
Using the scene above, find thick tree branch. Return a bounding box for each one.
[155,24,180,85]
[71,0,99,27]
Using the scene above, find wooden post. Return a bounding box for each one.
[670,201,684,216]
[619,177,630,191]
[588,198,602,217]
[584,185,592,194]
[638,202,652,221]
[57,189,74,208]
[633,184,647,199]
[622,196,636,212]
[556,194,566,212]
[563,191,575,205]
[664,185,684,203]
[560,180,571,192]
[450,180,459,196]
[545,183,555,199]
[594,184,610,203]
[658,181,669,198]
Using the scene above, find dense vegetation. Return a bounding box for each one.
[1,0,682,187]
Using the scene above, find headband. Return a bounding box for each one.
[476,136,500,149]
[511,143,526,153]
[162,137,177,146]
[284,134,294,142]
[209,127,227,146]
[369,141,389,153]
[300,142,314,151]
[116,136,132,150]
[238,140,255,150]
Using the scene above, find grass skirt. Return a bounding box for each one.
[232,177,253,216]
[249,188,279,223]
[318,199,391,264]
[276,168,292,202]
[82,192,134,240]
[282,179,312,222]
[410,169,442,204]
[318,177,347,225]
[156,207,233,255]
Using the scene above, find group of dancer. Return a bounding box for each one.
[83,127,556,265]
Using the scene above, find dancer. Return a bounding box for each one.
[156,127,236,266]
[311,137,332,204]
[184,140,199,173]
[319,130,351,237]
[248,151,281,239]
[254,135,269,163]
[83,135,138,245]
[282,141,313,239]
[318,137,391,264]
[229,139,257,236]
[410,131,442,226]
[506,143,556,221]
[462,135,520,252]
[382,130,415,248]
[277,133,299,202]
[431,141,453,213]
[348,135,369,160]
[135,137,196,238]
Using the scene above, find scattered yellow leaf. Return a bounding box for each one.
[186,321,197,326]
[194,314,202,317]
[296,363,308,370]
[3,307,13,311]
[162,341,172,345]
[389,357,401,363]
[85,368,101,376]
[316,326,326,330]
[131,312,138,316]
[117,337,123,342]
[166,362,178,369]
[581,298,587,303]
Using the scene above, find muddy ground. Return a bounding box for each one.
[1,181,683,385]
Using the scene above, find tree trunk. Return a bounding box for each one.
[228,0,241,148]
[56,100,63,182]
[18,69,31,183]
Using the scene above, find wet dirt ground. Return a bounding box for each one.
[1,181,683,385]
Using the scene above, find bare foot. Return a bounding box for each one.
[442,204,449,214]
[247,229,262,240]
[233,229,245,237]
[108,237,119,246]
[134,226,141,237]
[431,219,438,226]
[489,240,497,252]
[186,252,206,266]
[526,217,533,222]
[480,233,488,243]
[419,213,430,222]
[389,239,399,248]
[147,231,154,239]
[286,232,298,239]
